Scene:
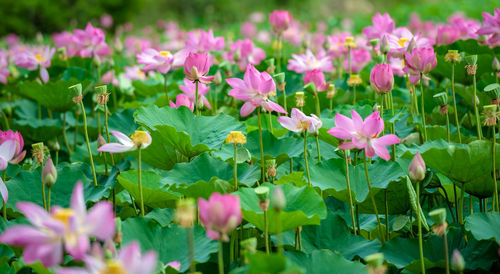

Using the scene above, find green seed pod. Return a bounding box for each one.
[69,83,82,96]
[429,208,447,225]
[484,83,500,99]
[433,92,448,107]
[365,253,384,268]
[273,72,286,84]
[255,186,270,202]
[304,82,317,94]
[465,55,477,66]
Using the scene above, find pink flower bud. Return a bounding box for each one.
[370,64,394,94]
[184,52,215,84]
[42,158,57,187]
[408,152,426,181]
[269,10,292,34]
[198,193,242,242]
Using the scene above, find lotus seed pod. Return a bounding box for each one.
[433,92,448,107]
[374,54,385,64]
[484,83,500,99]
[464,55,477,66]
[225,131,246,144]
[380,35,390,55]
[369,38,379,48]
[255,186,270,202]
[175,198,196,227]
[240,237,257,254]
[326,84,337,99]
[347,74,362,87]
[429,208,446,225]
[295,91,305,107]
[273,72,285,84]
[304,82,317,94]
[365,253,384,268]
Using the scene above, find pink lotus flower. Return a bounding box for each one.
[363,13,395,40]
[98,131,151,154]
[269,10,293,34]
[226,64,286,117]
[223,39,266,71]
[343,47,371,73]
[14,46,55,83]
[177,78,212,110]
[409,152,426,182]
[287,49,333,73]
[124,36,152,57]
[169,94,193,111]
[0,182,115,267]
[448,13,480,39]
[198,193,242,241]
[137,48,187,74]
[101,70,119,86]
[184,52,215,84]
[123,66,147,81]
[185,29,225,52]
[278,108,322,135]
[241,22,257,38]
[57,241,158,274]
[100,14,113,28]
[52,31,78,57]
[0,130,26,165]
[370,64,394,94]
[0,139,16,203]
[435,25,461,45]
[404,47,437,84]
[477,8,500,46]
[303,69,330,92]
[327,32,351,59]
[327,110,399,161]
[72,23,111,58]
[0,50,9,84]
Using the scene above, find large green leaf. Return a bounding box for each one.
[117,170,181,208]
[236,183,327,234]
[122,218,218,272]
[465,213,500,244]
[286,250,368,274]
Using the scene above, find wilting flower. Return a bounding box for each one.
[185,29,225,52]
[178,78,212,109]
[404,47,437,84]
[269,10,292,34]
[0,130,26,164]
[184,52,215,84]
[170,94,194,111]
[287,49,333,73]
[408,152,426,181]
[98,130,152,153]
[278,108,322,135]
[0,182,115,266]
[223,39,266,71]
[303,69,330,92]
[362,13,395,40]
[226,64,286,116]
[72,23,111,58]
[327,110,399,161]
[198,193,242,241]
[137,48,187,74]
[14,46,55,83]
[57,241,158,274]
[477,8,500,46]
[370,64,394,94]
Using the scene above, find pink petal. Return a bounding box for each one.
[0,225,51,246]
[327,127,352,140]
[98,143,134,153]
[278,116,301,133]
[240,102,257,117]
[0,177,7,203]
[85,201,115,241]
[40,67,49,83]
[338,141,357,150]
[70,182,86,219]
[263,100,286,114]
[110,131,134,147]
[24,243,63,267]
[17,202,51,227]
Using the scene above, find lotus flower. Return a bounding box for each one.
[287,49,333,73]
[404,47,437,84]
[0,139,16,203]
[477,8,500,46]
[303,69,330,92]
[278,108,322,135]
[362,13,395,40]
[223,38,266,71]
[408,152,426,181]
[370,64,394,94]
[170,94,194,111]
[0,50,9,84]
[123,66,147,81]
[14,46,55,83]
[343,47,371,73]
[226,64,286,117]
[241,22,257,38]
[72,23,110,58]
[198,193,242,241]
[177,78,212,110]
[137,48,187,74]
[184,52,215,84]
[327,110,399,161]
[0,130,26,164]
[0,182,115,266]
[269,10,293,34]
[98,131,151,154]
[185,29,225,52]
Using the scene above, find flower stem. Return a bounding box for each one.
[493,126,499,212]
[73,110,79,150]
[472,74,482,140]
[344,152,356,235]
[138,147,145,217]
[195,80,200,115]
[164,73,169,102]
[47,186,51,212]
[104,104,115,166]
[264,209,269,253]
[257,108,265,183]
[62,113,72,155]
[389,92,396,161]
[303,132,311,187]
[385,190,389,239]
[275,209,283,255]
[444,232,450,274]
[446,112,451,142]
[42,182,47,211]
[315,135,321,163]
[233,144,238,190]
[218,239,224,274]
[267,112,274,135]
[363,153,385,243]
[314,93,321,117]
[419,74,427,142]
[2,170,6,218]
[416,181,426,274]
[459,182,465,224]
[79,102,98,186]
[451,64,462,143]
[188,226,196,273]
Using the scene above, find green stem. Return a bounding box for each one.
[74,111,79,150]
[493,126,499,211]
[55,150,59,166]
[42,183,47,211]
[344,152,356,235]
[164,73,169,102]
[314,93,321,117]
[353,84,357,105]
[389,92,396,161]
[459,182,465,225]
[218,239,224,274]
[446,112,451,142]
[363,153,385,243]
[329,97,333,116]
[451,64,462,143]
[2,171,6,218]
[214,84,219,115]
[188,226,196,273]
[233,144,238,190]
[276,35,282,74]
[276,209,282,254]
[472,74,482,140]
[0,110,9,130]
[315,135,321,163]
[195,80,200,115]
[303,132,311,187]
[80,102,98,186]
[385,190,389,239]
[264,209,269,253]
[416,181,426,274]
[47,186,51,212]
[267,111,273,135]
[444,232,450,274]
[257,108,265,183]
[62,113,72,155]
[104,104,115,166]
[138,147,145,217]
[420,74,427,142]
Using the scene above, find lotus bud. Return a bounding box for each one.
[408,152,426,182]
[304,82,317,95]
[369,38,379,48]
[69,83,83,104]
[484,83,500,100]
[225,131,246,144]
[255,186,270,211]
[444,50,461,63]
[295,91,305,107]
[365,253,384,268]
[97,134,106,148]
[266,159,277,178]
[265,58,276,74]
[452,250,465,272]
[433,92,448,107]
[48,139,60,151]
[272,186,286,210]
[406,38,416,53]
[380,35,390,55]
[175,198,196,227]
[326,84,337,99]
[429,208,446,225]
[493,57,500,72]
[113,217,122,244]
[213,70,222,85]
[374,54,385,64]
[483,104,498,126]
[32,142,45,164]
[42,158,57,187]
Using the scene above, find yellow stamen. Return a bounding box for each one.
[52,208,74,227]
[225,131,247,144]
[159,51,172,57]
[397,38,409,48]
[296,120,311,131]
[130,131,151,148]
[35,54,46,63]
[100,260,127,274]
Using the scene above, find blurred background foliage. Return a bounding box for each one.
[0,0,497,38]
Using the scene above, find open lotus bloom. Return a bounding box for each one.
[14,45,55,82]
[198,193,242,242]
[226,64,286,117]
[278,108,322,135]
[184,52,215,84]
[178,78,212,109]
[327,110,399,161]
[287,49,333,73]
[0,139,17,203]
[137,48,187,74]
[0,182,115,267]
[362,12,396,40]
[477,8,500,46]
[185,29,225,52]
[404,47,437,84]
[72,23,111,58]
[98,130,152,153]
[57,241,158,274]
